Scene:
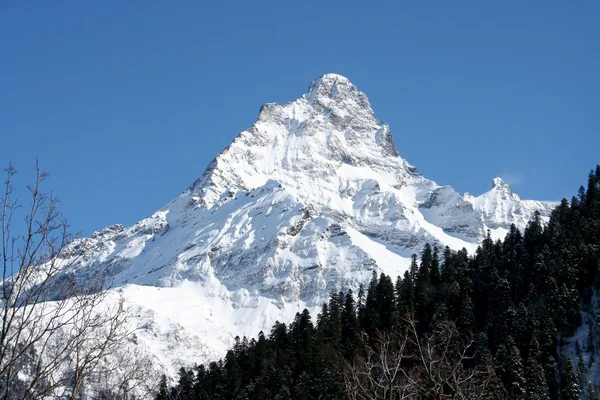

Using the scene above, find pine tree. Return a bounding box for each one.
[458,294,475,334]
[524,211,543,258]
[289,309,315,374]
[415,244,435,332]
[224,349,241,397]
[156,375,169,400]
[430,245,441,287]
[525,356,550,400]
[376,273,395,330]
[361,271,380,336]
[410,254,418,283]
[488,276,513,350]
[393,274,403,324]
[398,270,414,316]
[587,383,600,400]
[559,357,580,400]
[441,246,453,282]
[328,291,343,346]
[175,367,194,400]
[341,290,360,359]
[578,186,587,204]
[357,283,365,311]
[270,321,289,370]
[496,336,526,398]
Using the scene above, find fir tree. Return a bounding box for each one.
[430,245,441,287]
[525,355,550,400]
[496,336,526,398]
[156,375,169,400]
[341,290,360,359]
[458,294,475,335]
[559,357,580,400]
[409,254,418,283]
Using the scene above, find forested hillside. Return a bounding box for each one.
[158,166,600,400]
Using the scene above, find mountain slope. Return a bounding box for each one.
[55,73,557,379]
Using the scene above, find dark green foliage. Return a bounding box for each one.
[496,336,526,398]
[527,338,548,396]
[559,357,581,400]
[396,270,414,317]
[430,245,441,287]
[525,353,550,400]
[458,293,475,334]
[341,290,360,359]
[157,166,600,400]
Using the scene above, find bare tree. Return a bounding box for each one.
[344,315,500,400]
[0,162,140,399]
[92,342,160,400]
[70,308,161,400]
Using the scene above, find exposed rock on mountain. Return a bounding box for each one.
[52,74,558,379]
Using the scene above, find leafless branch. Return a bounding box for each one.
[0,162,137,399]
[344,313,500,399]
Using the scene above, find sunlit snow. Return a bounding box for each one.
[50,73,557,383]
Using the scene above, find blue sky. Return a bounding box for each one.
[1,1,599,235]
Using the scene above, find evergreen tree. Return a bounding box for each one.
[174,367,195,400]
[156,375,169,400]
[409,253,419,283]
[496,336,526,398]
[328,292,343,345]
[341,290,360,359]
[361,271,380,337]
[415,244,435,331]
[559,357,580,400]
[587,383,600,400]
[375,273,395,330]
[430,245,441,287]
[398,270,414,317]
[525,356,550,400]
[289,309,315,374]
[458,294,475,335]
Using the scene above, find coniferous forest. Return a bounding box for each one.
[157,166,600,400]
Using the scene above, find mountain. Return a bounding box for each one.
[56,74,557,380]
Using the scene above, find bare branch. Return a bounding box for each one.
[0,162,136,399]
[344,313,499,399]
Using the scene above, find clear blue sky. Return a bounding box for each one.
[1,1,599,236]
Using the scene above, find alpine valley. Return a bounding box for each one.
[54,74,557,382]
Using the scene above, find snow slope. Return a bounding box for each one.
[50,73,558,382]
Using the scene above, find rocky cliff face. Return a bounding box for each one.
[52,74,558,379]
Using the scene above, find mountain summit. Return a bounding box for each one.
[308,73,364,103]
[492,177,509,189]
[55,74,558,379]
[190,73,398,209]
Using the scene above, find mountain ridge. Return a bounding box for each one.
[52,73,558,381]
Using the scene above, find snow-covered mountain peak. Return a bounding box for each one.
[189,74,399,209]
[49,75,560,380]
[306,73,373,117]
[307,73,351,94]
[466,177,556,234]
[307,73,366,103]
[492,177,511,191]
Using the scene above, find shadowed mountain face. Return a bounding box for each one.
[51,74,558,378]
